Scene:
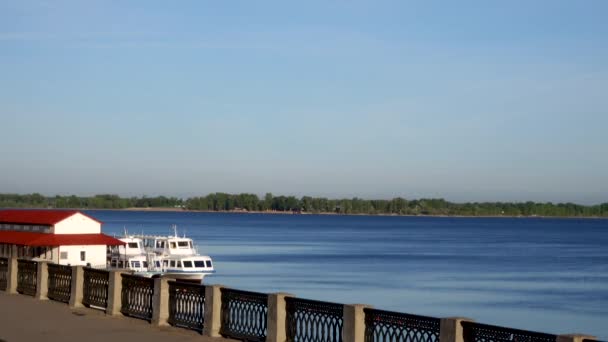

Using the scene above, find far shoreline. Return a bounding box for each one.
[92,207,607,220]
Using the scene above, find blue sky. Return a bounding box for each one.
[1,1,607,204]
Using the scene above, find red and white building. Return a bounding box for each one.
[0,210,124,267]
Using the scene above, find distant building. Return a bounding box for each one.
[0,209,124,267]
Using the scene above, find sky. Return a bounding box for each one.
[0,1,607,204]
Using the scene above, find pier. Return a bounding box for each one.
[0,257,603,342]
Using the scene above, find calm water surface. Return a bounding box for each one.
[87,210,608,339]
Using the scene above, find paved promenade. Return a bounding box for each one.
[0,292,231,342]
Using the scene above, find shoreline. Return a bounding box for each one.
[115,207,608,219]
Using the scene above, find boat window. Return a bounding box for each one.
[155,261,161,267]
[128,242,139,249]
[80,251,86,261]
[111,260,117,267]
[170,260,176,267]
[143,261,148,268]
[177,261,182,267]
[194,261,205,268]
[163,260,168,266]
[170,242,176,249]
[206,260,212,268]
[60,251,68,260]
[131,261,141,268]
[189,241,193,248]
[183,261,193,268]
[178,241,189,248]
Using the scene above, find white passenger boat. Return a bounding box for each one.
[107,226,215,282]
[107,236,150,273]
[139,226,215,282]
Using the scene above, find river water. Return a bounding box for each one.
[86,210,608,339]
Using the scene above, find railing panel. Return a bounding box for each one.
[462,322,557,342]
[168,281,206,332]
[364,308,440,342]
[120,274,154,321]
[220,288,268,342]
[16,259,37,296]
[286,297,344,342]
[82,267,109,309]
[0,257,8,291]
[47,264,72,303]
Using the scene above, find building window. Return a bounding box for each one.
[80,251,86,261]
[60,252,68,260]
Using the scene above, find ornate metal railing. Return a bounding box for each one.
[82,267,109,309]
[16,259,38,296]
[120,274,154,321]
[220,288,268,342]
[47,264,72,303]
[286,297,344,342]
[0,257,8,291]
[168,281,206,332]
[461,321,557,342]
[364,308,440,342]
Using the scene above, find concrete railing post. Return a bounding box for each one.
[267,293,295,342]
[6,257,18,294]
[106,270,125,316]
[152,277,170,326]
[69,266,84,308]
[344,304,371,342]
[440,317,474,342]
[558,335,597,342]
[203,284,224,338]
[35,261,49,300]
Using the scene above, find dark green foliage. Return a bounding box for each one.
[0,193,606,217]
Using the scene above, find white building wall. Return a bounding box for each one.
[53,213,101,234]
[58,245,106,267]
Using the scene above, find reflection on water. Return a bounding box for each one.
[89,211,608,339]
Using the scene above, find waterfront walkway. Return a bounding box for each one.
[0,292,230,342]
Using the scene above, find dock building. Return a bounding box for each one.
[0,209,123,267]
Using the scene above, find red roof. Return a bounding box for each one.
[0,231,125,246]
[0,209,102,225]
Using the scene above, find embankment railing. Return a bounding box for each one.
[364,308,440,342]
[286,297,344,342]
[16,259,37,296]
[462,321,557,342]
[168,281,206,332]
[0,257,8,291]
[0,261,602,342]
[47,263,72,303]
[83,267,109,309]
[120,273,154,321]
[220,288,268,342]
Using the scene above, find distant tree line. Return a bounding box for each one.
[0,192,607,217]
